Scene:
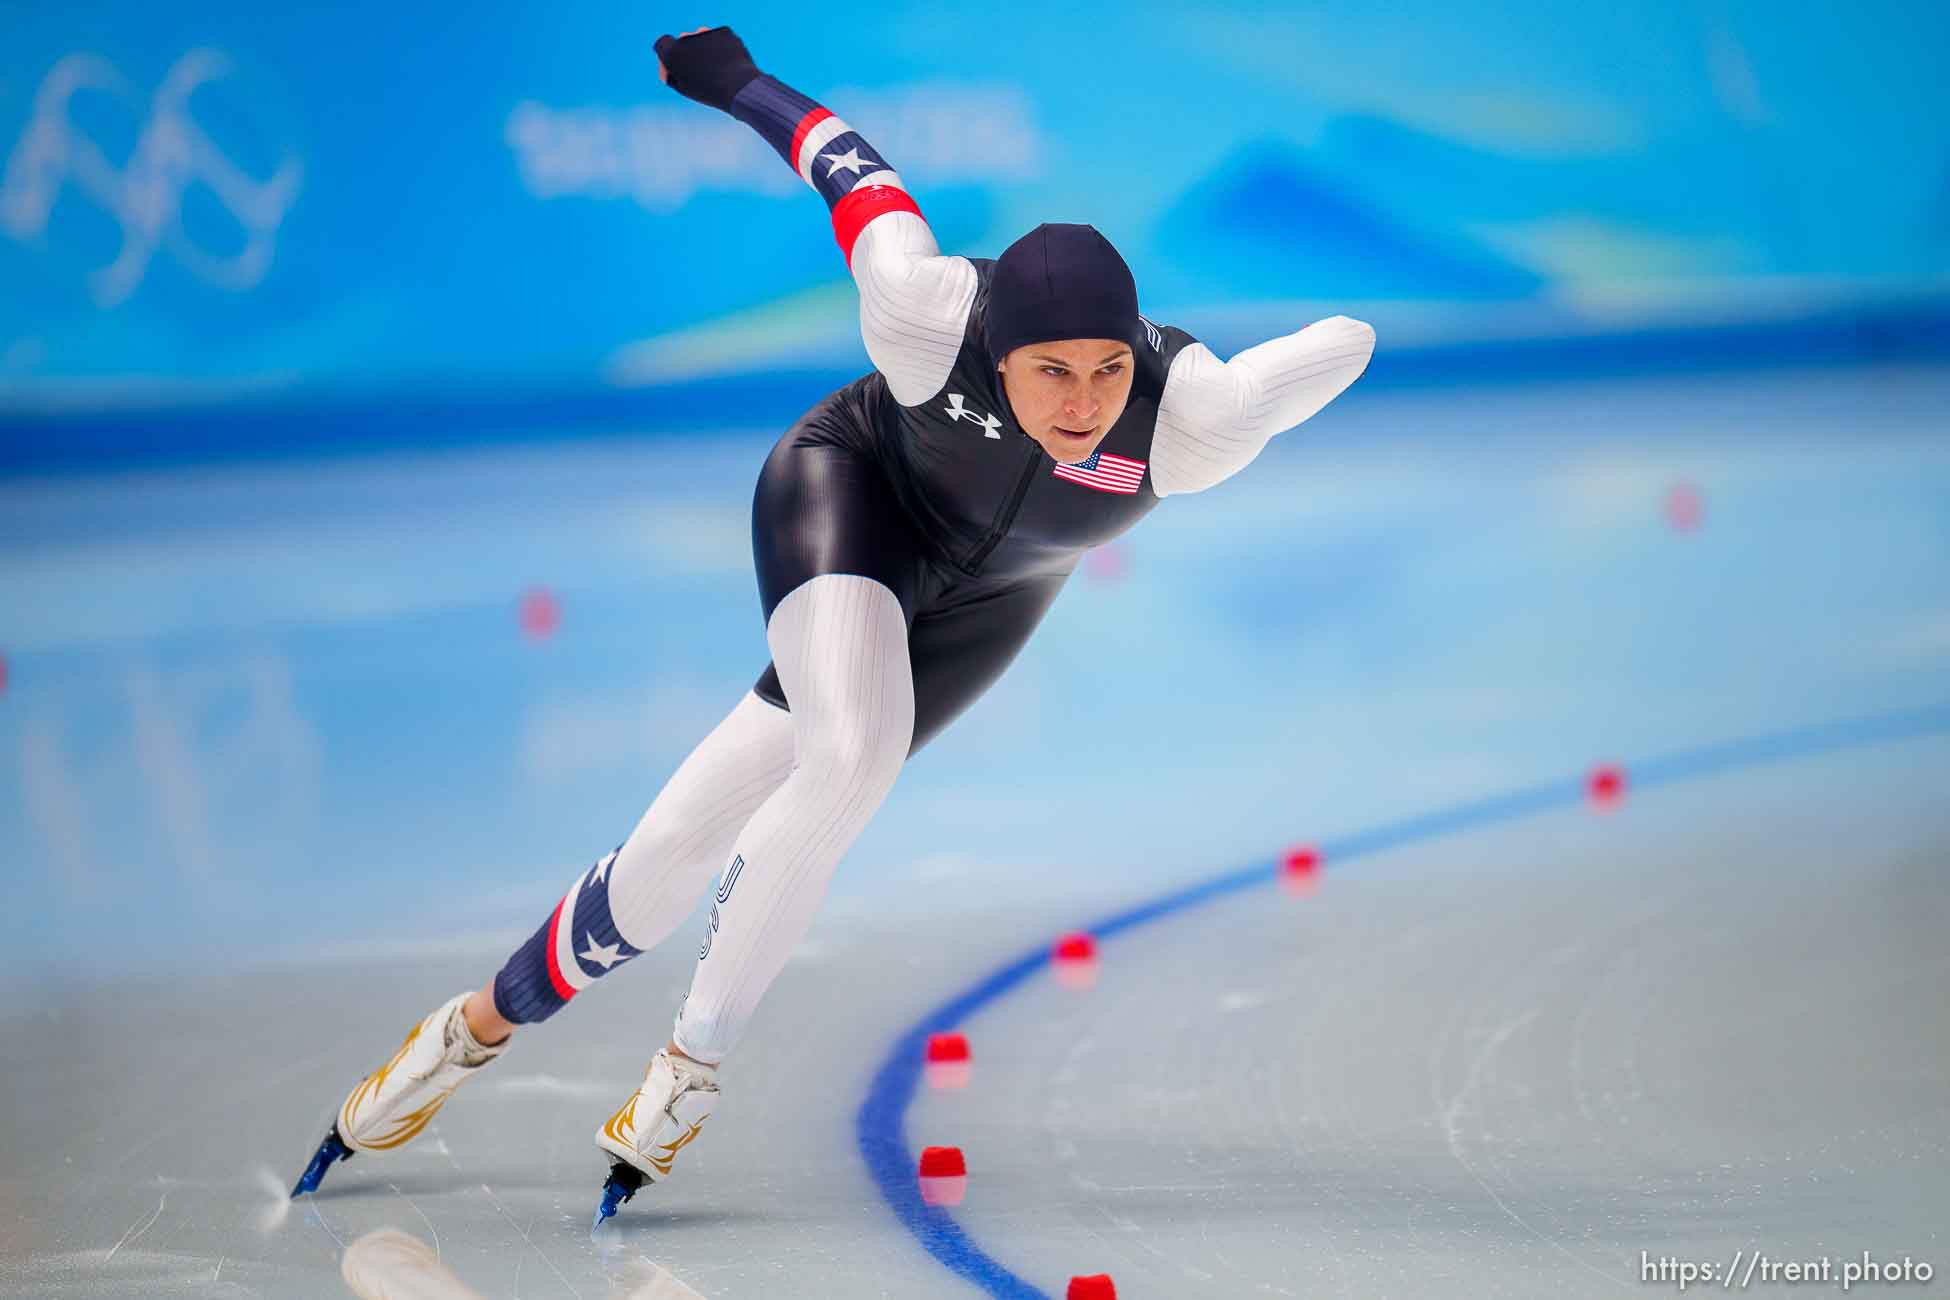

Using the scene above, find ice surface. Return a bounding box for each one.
[3,367,1947,1296]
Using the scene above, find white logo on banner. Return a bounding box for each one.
[1,50,304,307]
[507,82,1043,213]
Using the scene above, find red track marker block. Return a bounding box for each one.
[1280,842,1323,897]
[926,1033,970,1063]
[1666,481,1704,533]
[917,1145,968,1206]
[1586,763,1627,811]
[1052,932,1096,963]
[918,1146,966,1177]
[925,1033,973,1087]
[519,587,561,640]
[1068,1275,1117,1300]
[1051,931,1101,989]
[1280,843,1321,896]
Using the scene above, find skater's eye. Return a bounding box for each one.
[1098,363,1124,376]
[1040,366,1068,377]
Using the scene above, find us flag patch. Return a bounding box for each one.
[1052,450,1146,494]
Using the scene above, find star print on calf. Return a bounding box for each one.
[580,934,626,970]
[493,843,642,1022]
[944,393,1003,438]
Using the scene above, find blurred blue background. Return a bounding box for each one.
[1,3,1947,976]
[3,0,1948,464]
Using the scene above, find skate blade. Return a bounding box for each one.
[292,1126,355,1198]
[591,1161,648,1232]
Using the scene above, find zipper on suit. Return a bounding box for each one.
[963,443,1043,572]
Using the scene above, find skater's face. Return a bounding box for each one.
[996,338,1135,463]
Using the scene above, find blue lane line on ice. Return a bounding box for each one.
[853,701,1950,1299]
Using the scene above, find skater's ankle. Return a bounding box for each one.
[463,988,514,1047]
[665,1039,716,1070]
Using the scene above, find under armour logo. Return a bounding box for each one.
[1,50,303,307]
[944,392,1002,438]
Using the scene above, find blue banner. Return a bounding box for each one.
[3,1,1947,432]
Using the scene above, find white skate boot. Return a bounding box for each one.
[591,1048,719,1223]
[292,992,509,1196]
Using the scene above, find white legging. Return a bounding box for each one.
[599,573,913,1064]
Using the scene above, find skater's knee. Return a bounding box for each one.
[796,701,910,798]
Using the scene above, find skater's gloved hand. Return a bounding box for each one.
[655,26,762,113]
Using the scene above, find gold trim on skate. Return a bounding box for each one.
[357,1095,449,1151]
[648,1117,708,1176]
[344,1024,421,1119]
[602,1094,639,1147]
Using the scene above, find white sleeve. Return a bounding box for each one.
[1150,315,1377,498]
[848,209,979,408]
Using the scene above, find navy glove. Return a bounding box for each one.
[655,27,762,113]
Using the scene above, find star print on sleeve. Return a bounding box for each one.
[726,76,904,215]
[711,70,969,405]
[821,146,876,178]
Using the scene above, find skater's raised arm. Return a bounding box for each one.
[1149,315,1377,497]
[656,27,977,407]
